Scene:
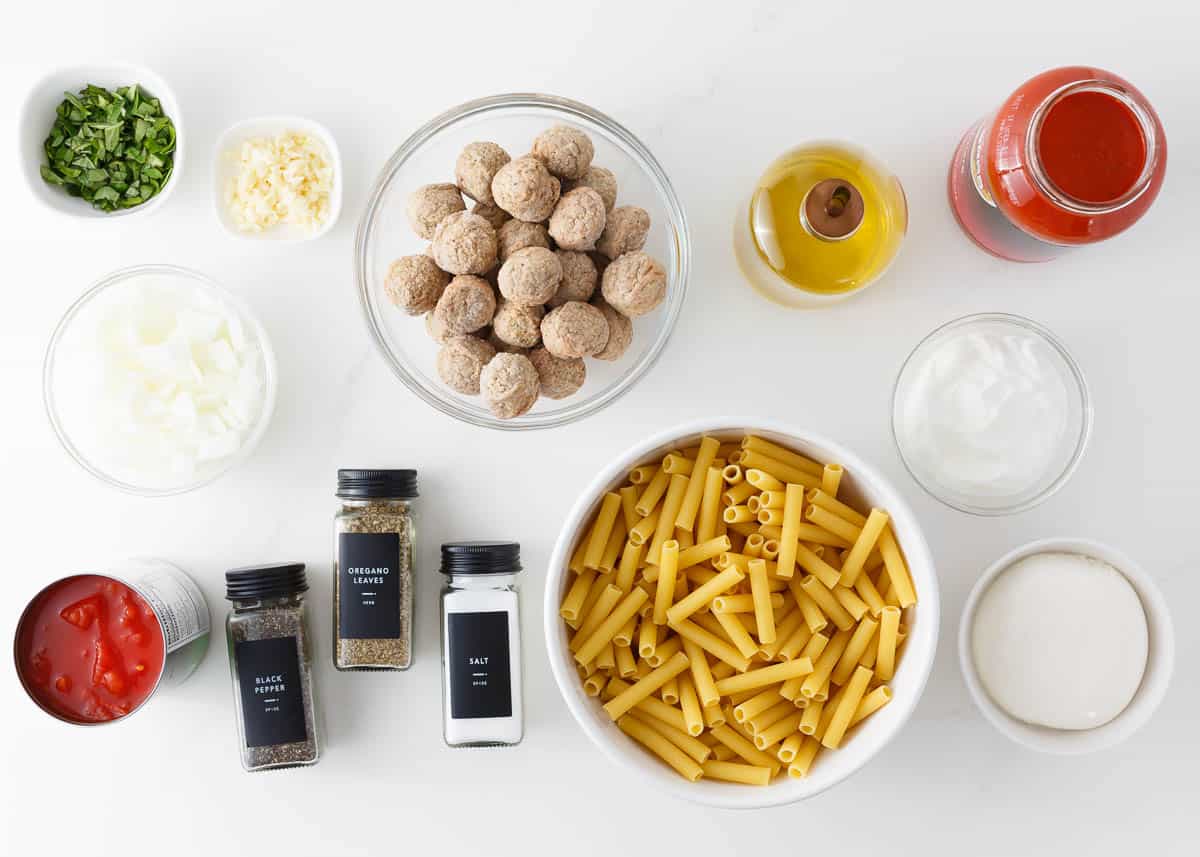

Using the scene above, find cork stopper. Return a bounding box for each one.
[802,179,865,241]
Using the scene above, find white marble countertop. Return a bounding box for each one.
[1,1,1196,854]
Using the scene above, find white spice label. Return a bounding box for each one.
[447,611,512,719]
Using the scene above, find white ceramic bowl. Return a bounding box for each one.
[19,63,184,219]
[544,418,940,808]
[959,537,1174,754]
[212,115,342,240]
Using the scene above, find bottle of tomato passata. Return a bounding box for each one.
[949,66,1166,262]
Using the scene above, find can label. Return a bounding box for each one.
[126,559,211,651]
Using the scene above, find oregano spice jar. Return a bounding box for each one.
[440,541,524,747]
[225,563,319,772]
[333,469,417,670]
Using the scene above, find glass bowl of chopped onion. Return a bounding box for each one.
[43,264,278,496]
[355,93,691,430]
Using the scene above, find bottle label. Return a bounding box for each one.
[448,611,512,719]
[337,532,401,639]
[235,637,309,748]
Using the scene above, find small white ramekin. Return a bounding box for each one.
[544,417,940,808]
[212,115,342,241]
[959,537,1174,754]
[18,62,184,219]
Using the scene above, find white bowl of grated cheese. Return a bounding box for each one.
[213,115,341,240]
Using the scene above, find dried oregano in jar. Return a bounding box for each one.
[333,469,417,670]
[225,563,319,772]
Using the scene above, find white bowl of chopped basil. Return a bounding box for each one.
[19,63,183,218]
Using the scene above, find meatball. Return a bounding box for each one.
[470,201,510,230]
[541,301,609,359]
[548,250,598,308]
[425,310,453,344]
[601,251,667,318]
[492,299,544,349]
[529,347,586,400]
[480,353,540,419]
[406,183,465,240]
[497,219,550,262]
[487,329,529,355]
[532,125,595,180]
[431,211,498,275]
[384,255,450,316]
[591,297,633,361]
[455,141,511,205]
[433,274,496,334]
[437,336,496,395]
[548,187,607,251]
[588,251,611,280]
[596,205,651,259]
[491,155,561,222]
[569,165,618,211]
[498,246,562,306]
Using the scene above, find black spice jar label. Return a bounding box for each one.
[338,532,402,639]
[448,611,512,719]
[235,637,309,748]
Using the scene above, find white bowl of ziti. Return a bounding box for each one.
[544,419,938,808]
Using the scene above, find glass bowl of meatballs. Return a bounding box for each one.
[356,93,691,430]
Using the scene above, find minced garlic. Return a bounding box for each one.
[225,132,333,233]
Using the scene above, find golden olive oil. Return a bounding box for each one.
[735,141,907,306]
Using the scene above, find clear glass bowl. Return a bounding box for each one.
[355,93,691,430]
[891,313,1092,515]
[43,264,278,496]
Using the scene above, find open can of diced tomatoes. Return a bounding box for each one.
[14,558,211,725]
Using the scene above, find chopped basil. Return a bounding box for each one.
[40,84,176,212]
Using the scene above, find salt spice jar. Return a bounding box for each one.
[439,542,524,747]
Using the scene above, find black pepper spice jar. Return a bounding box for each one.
[333,469,417,670]
[225,563,320,772]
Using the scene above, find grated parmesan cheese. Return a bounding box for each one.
[225,132,333,233]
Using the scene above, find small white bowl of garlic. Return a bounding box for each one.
[44,264,277,496]
[213,115,341,240]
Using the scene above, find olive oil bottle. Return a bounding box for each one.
[734,141,907,307]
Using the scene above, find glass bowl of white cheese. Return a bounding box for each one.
[891,313,1092,515]
[959,538,1174,754]
[44,265,277,496]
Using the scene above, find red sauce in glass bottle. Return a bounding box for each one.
[15,575,166,723]
[949,66,1166,262]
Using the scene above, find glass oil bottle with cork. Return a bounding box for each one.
[734,141,907,306]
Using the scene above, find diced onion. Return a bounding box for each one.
[52,274,269,490]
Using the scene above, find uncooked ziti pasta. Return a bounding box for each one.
[560,434,918,784]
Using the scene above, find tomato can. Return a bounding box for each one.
[13,558,211,726]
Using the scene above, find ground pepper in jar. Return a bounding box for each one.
[225,563,319,772]
[333,469,417,670]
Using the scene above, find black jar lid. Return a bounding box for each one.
[225,562,308,600]
[337,469,419,499]
[441,541,522,575]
